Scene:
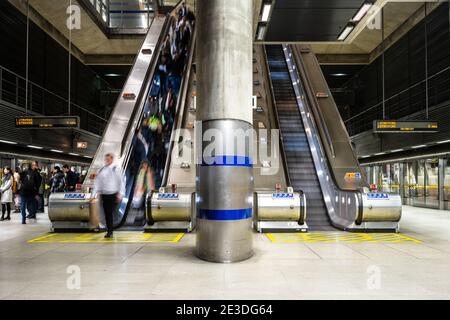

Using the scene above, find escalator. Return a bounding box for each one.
[48,2,195,232]
[264,44,402,232]
[266,45,331,230]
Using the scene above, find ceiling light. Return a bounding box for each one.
[69,153,80,156]
[257,24,267,40]
[0,139,18,145]
[50,149,64,153]
[104,73,122,77]
[261,4,272,22]
[352,2,373,22]
[338,23,355,41]
[437,140,450,144]
[391,149,404,153]
[330,73,348,77]
[411,145,427,149]
[27,145,44,149]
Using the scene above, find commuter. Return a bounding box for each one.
[158,54,169,97]
[1,167,14,221]
[50,166,66,193]
[37,169,46,213]
[13,167,21,213]
[132,161,155,209]
[80,169,87,184]
[63,164,79,192]
[178,1,187,18]
[19,161,41,223]
[94,153,125,238]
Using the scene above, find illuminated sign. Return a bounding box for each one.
[373,120,438,133]
[15,116,80,129]
[367,193,390,200]
[158,193,179,200]
[344,172,362,181]
[64,194,87,200]
[76,142,88,149]
[272,193,294,199]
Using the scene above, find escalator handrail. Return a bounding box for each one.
[113,17,173,229]
[161,29,197,188]
[120,0,188,180]
[262,46,292,189]
[120,17,173,165]
[284,44,364,225]
[289,46,336,159]
[113,3,189,228]
[82,16,169,188]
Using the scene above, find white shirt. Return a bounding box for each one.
[94,165,125,197]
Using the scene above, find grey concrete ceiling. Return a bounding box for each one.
[9,0,442,65]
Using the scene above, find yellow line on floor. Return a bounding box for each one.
[266,232,422,244]
[27,232,185,244]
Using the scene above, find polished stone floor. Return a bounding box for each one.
[1,206,450,300]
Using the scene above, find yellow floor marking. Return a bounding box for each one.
[28,232,185,244]
[266,232,422,244]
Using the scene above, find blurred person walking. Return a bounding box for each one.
[94,153,124,238]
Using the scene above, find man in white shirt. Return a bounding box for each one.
[94,153,125,238]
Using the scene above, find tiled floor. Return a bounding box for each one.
[1,206,450,300]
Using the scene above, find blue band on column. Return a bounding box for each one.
[202,156,253,167]
[198,208,253,220]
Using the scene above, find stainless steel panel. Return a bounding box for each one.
[148,192,193,222]
[48,193,92,222]
[256,192,301,221]
[361,194,402,222]
[196,218,253,263]
[197,166,253,211]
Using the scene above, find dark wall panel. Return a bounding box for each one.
[0,1,116,130]
[328,2,450,140]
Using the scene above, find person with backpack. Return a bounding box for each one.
[63,164,78,192]
[50,166,66,193]
[19,161,42,223]
[1,167,14,221]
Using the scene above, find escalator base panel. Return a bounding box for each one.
[28,232,185,243]
[266,232,422,244]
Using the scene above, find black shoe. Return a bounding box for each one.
[0,217,4,221]
[5,217,10,221]
[104,232,113,239]
[22,221,26,225]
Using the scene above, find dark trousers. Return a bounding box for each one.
[37,194,44,212]
[1,203,11,219]
[101,194,117,233]
[20,195,36,221]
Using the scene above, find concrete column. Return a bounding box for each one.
[195,0,254,263]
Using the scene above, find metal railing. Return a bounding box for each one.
[0,65,108,136]
[344,66,450,136]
